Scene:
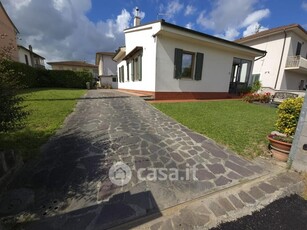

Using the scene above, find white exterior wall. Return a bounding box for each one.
[18,48,32,66]
[117,23,161,92]
[243,34,290,89]
[242,30,307,90]
[98,57,103,76]
[102,56,117,76]
[155,35,255,92]
[287,32,307,57]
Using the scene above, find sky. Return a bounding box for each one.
[2,0,307,65]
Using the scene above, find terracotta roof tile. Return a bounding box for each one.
[47,61,97,68]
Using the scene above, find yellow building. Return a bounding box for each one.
[47,61,98,76]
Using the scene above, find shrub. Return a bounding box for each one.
[275,97,304,136]
[251,80,262,93]
[0,62,93,89]
[2,61,38,87]
[242,92,271,103]
[0,40,28,132]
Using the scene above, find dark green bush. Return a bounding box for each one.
[0,58,28,132]
[2,61,93,89]
[48,70,92,88]
[2,61,37,87]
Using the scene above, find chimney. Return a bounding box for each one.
[134,7,141,26]
[28,45,34,67]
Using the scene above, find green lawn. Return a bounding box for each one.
[153,100,277,158]
[0,88,86,160]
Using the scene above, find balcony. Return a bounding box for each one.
[285,56,307,74]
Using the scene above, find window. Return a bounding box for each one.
[118,65,124,82]
[181,52,194,78]
[250,74,260,86]
[174,48,203,80]
[296,42,302,56]
[25,55,29,65]
[112,77,117,82]
[131,54,142,81]
[126,62,130,81]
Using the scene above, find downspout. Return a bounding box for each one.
[255,51,266,61]
[274,29,287,89]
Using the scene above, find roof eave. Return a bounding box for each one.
[159,21,266,57]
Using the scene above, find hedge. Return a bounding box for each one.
[2,60,93,89]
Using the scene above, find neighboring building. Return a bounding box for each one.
[0,1,19,61]
[18,45,45,68]
[113,18,266,100]
[236,24,307,91]
[95,52,117,88]
[47,61,98,76]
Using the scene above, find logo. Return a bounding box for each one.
[108,162,132,186]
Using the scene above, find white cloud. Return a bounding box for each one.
[215,28,240,40]
[185,22,194,29]
[196,0,270,40]
[243,22,268,37]
[184,5,196,16]
[241,9,270,27]
[159,0,184,20]
[2,0,132,63]
[116,9,131,32]
[302,2,307,11]
[9,0,31,10]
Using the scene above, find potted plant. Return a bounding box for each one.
[268,97,304,161]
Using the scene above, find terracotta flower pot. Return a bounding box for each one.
[267,134,292,162]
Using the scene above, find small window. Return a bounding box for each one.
[112,77,117,82]
[25,55,29,65]
[181,52,194,78]
[296,42,302,56]
[174,48,203,80]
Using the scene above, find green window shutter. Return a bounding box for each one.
[120,66,124,82]
[127,62,130,81]
[139,54,142,81]
[118,67,121,83]
[194,52,204,81]
[131,60,135,81]
[122,66,124,82]
[174,48,183,79]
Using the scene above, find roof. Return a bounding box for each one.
[123,46,142,60]
[95,51,116,65]
[125,20,265,56]
[0,1,19,33]
[235,24,307,43]
[47,61,98,68]
[113,47,126,62]
[18,45,45,59]
[96,52,115,56]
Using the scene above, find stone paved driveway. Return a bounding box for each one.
[0,90,266,229]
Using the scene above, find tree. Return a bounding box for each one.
[0,35,28,132]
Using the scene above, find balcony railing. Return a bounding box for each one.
[286,56,307,69]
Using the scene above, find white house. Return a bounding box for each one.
[95,52,118,88]
[18,45,45,69]
[113,18,266,100]
[236,24,307,91]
